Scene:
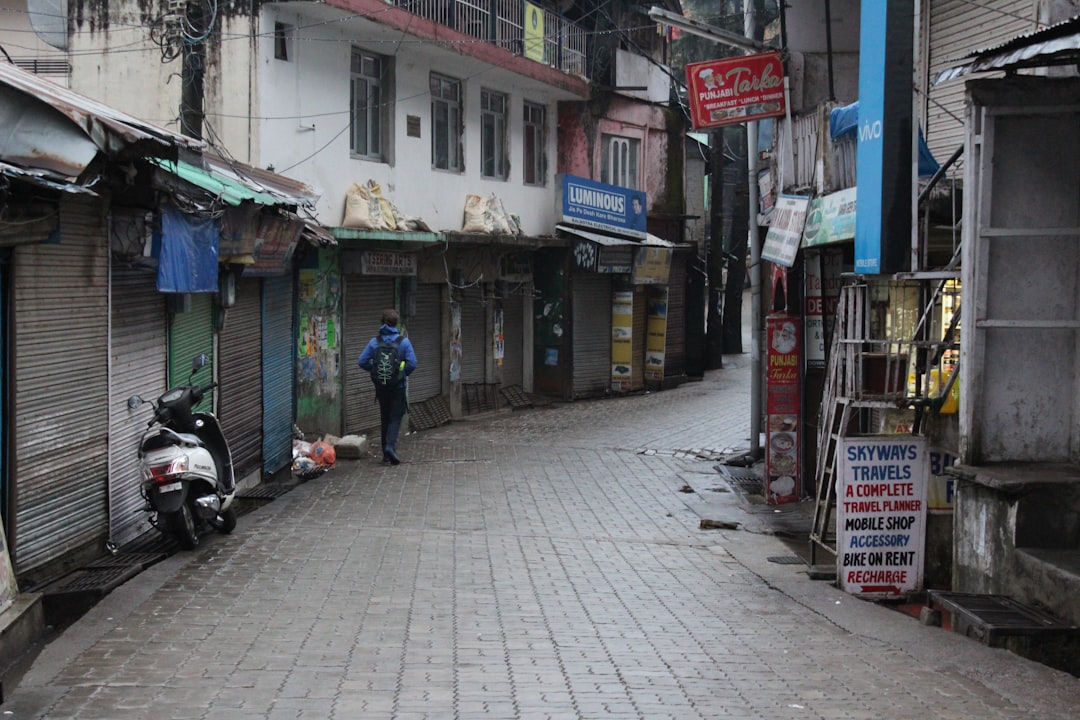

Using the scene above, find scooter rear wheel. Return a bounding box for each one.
[170,502,199,550]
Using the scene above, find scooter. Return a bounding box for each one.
[128,353,237,549]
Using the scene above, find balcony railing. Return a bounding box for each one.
[398,0,588,79]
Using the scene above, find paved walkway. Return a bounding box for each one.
[4,351,1080,719]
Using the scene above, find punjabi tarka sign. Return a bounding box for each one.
[685,52,786,130]
[837,436,929,598]
[761,194,809,267]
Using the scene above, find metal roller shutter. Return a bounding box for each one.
[262,274,294,475]
[501,292,525,388]
[632,285,646,391]
[343,275,395,436]
[169,293,214,414]
[665,258,686,378]
[925,0,1031,163]
[404,284,442,402]
[459,289,487,384]
[572,273,612,398]
[108,266,166,548]
[12,196,109,575]
[219,278,263,480]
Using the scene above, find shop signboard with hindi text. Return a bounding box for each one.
[685,52,786,130]
[837,436,929,598]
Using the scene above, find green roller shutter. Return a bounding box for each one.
[169,293,215,412]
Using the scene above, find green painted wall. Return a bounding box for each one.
[295,249,342,436]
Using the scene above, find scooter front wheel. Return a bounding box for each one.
[218,506,237,534]
[169,502,199,550]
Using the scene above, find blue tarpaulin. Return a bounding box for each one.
[829,101,941,178]
[157,204,220,293]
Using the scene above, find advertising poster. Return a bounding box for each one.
[632,246,672,285]
[761,194,809,267]
[802,188,857,248]
[524,1,545,63]
[611,290,634,391]
[804,253,825,368]
[493,307,504,367]
[765,314,801,504]
[561,174,647,239]
[645,287,668,381]
[685,52,786,130]
[837,436,929,598]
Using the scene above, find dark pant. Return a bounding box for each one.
[375,385,407,455]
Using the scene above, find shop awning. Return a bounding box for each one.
[557,223,638,274]
[935,14,1080,84]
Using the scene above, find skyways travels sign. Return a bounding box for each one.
[685,52,786,130]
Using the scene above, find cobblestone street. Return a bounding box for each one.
[4,353,1080,719]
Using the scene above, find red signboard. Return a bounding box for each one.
[685,52,786,130]
[765,313,801,504]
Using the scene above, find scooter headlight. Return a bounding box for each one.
[146,455,189,482]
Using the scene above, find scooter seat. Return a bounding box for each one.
[142,429,203,451]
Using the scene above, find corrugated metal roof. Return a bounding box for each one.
[0,160,98,194]
[149,154,320,209]
[936,14,1080,84]
[556,223,639,246]
[0,62,202,158]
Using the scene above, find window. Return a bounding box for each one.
[523,101,546,186]
[481,89,509,180]
[601,134,641,189]
[431,74,463,172]
[274,23,293,61]
[351,50,387,161]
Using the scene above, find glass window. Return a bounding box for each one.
[431,74,463,172]
[601,134,641,190]
[523,101,546,186]
[351,50,386,161]
[481,89,509,180]
[274,23,292,61]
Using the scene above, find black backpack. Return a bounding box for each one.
[371,336,404,388]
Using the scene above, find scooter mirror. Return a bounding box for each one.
[127,395,143,410]
[192,353,210,372]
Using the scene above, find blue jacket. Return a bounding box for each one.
[358,324,418,389]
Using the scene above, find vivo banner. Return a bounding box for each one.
[855,0,914,274]
[561,174,647,240]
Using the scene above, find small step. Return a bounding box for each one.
[927,590,1080,645]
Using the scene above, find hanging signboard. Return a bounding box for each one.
[362,250,418,276]
[802,188,857,248]
[632,246,672,285]
[561,174,647,240]
[837,436,929,598]
[765,314,801,504]
[685,51,786,130]
[761,194,809,267]
[804,253,826,368]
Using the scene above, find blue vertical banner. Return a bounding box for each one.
[855,0,914,274]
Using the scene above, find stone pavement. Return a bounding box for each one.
[4,352,1080,719]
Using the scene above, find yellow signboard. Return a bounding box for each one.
[524,1,545,63]
[645,287,668,380]
[611,290,633,390]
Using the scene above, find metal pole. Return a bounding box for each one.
[746,0,762,459]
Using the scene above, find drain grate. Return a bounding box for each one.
[87,552,168,570]
[715,464,763,495]
[767,555,806,565]
[46,565,142,596]
[500,384,533,409]
[237,484,293,500]
[409,396,452,430]
[928,591,1080,644]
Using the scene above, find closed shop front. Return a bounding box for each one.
[262,274,294,475]
[500,290,527,389]
[218,277,263,480]
[572,273,612,399]
[11,196,109,578]
[458,286,488,385]
[405,283,443,403]
[108,265,166,548]
[665,253,687,379]
[632,285,647,391]
[169,293,215,413]
[343,273,395,436]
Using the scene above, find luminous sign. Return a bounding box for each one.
[561,174,647,240]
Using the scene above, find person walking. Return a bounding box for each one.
[358,309,418,465]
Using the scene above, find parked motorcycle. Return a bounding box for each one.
[128,353,237,549]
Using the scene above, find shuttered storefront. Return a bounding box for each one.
[405,284,442,403]
[572,273,612,399]
[459,289,487,384]
[262,274,294,475]
[500,291,526,388]
[632,285,646,391]
[343,275,395,436]
[12,196,109,576]
[665,255,687,379]
[219,278,263,480]
[108,266,166,548]
[169,293,215,413]
[925,0,1031,164]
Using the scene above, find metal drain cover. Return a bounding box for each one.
[767,555,806,565]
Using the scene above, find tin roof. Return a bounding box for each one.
[0,62,203,159]
[936,14,1080,84]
